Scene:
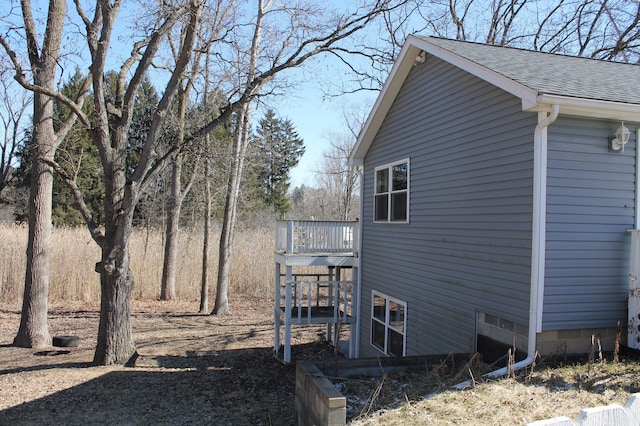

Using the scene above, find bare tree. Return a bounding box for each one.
[315,103,365,220]
[211,0,265,315]
[0,68,30,199]
[3,0,409,363]
[0,0,90,348]
[199,137,212,313]
[160,0,235,301]
[84,0,204,365]
[159,28,202,301]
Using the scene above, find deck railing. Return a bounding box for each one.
[280,278,354,323]
[275,220,358,254]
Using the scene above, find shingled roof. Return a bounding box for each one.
[351,35,640,162]
[421,36,640,106]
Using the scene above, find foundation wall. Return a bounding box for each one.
[295,354,473,426]
[536,327,622,358]
[295,362,346,426]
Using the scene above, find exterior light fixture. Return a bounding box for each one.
[610,121,631,152]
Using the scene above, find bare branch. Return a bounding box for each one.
[43,157,105,248]
[132,1,203,186]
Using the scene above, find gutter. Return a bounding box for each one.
[457,105,560,386]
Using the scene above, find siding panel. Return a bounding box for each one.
[359,56,537,357]
[543,117,635,330]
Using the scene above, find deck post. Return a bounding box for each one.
[284,264,293,363]
[326,266,334,341]
[286,221,294,254]
[350,265,359,358]
[274,262,281,355]
[333,267,342,346]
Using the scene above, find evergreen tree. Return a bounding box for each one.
[252,109,305,218]
[52,70,103,226]
[127,76,163,227]
[14,72,162,227]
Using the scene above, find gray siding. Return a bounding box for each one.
[359,55,538,357]
[543,118,636,330]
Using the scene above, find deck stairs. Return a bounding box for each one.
[274,220,359,363]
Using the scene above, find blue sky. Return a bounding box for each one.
[267,64,378,189]
[274,89,352,188]
[0,1,381,189]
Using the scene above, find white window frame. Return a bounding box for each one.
[373,158,410,223]
[371,290,407,356]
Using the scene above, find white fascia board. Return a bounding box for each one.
[350,43,422,163]
[534,94,640,122]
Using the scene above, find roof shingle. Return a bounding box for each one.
[419,36,640,105]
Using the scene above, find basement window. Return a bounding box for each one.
[371,291,406,356]
[374,159,409,223]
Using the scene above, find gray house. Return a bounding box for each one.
[349,36,640,364]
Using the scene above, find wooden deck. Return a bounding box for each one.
[274,221,359,363]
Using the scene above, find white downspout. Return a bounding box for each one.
[486,104,560,378]
[456,105,560,386]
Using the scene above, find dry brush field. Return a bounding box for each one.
[0,224,275,306]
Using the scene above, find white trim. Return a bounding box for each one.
[354,167,364,357]
[370,290,407,357]
[531,108,557,332]
[373,158,410,223]
[636,129,640,229]
[534,95,640,122]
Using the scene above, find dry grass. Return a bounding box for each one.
[345,360,640,425]
[0,297,335,425]
[0,224,274,307]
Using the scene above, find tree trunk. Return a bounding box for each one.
[199,156,211,313]
[12,0,67,346]
[160,156,182,300]
[212,0,266,315]
[13,139,54,348]
[93,219,136,365]
[212,104,250,315]
[93,269,136,365]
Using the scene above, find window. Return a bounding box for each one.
[374,159,409,222]
[371,291,407,356]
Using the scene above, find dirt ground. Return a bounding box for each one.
[4,297,640,426]
[0,297,340,425]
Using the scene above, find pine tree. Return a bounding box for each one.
[52,70,103,226]
[253,109,305,218]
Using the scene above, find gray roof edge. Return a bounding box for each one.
[416,35,640,69]
[350,36,640,162]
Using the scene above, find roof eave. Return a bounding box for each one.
[350,42,423,164]
[533,94,640,122]
[349,35,538,163]
[349,36,640,164]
